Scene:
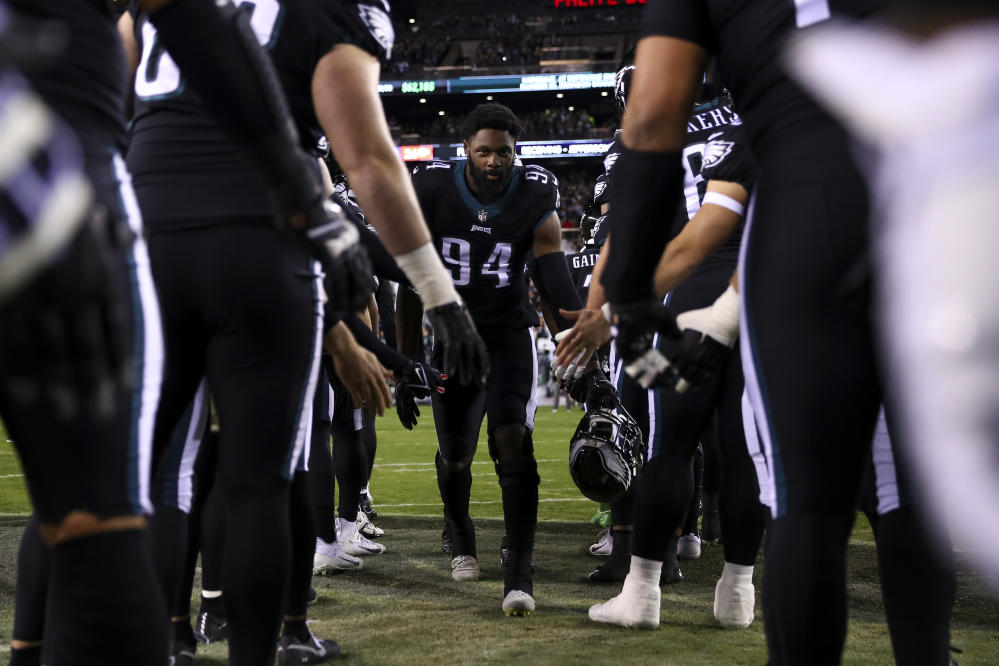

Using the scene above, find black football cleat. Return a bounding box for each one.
[586,560,628,583]
[660,565,684,586]
[193,609,229,644]
[277,628,340,664]
[168,639,195,666]
[307,587,318,605]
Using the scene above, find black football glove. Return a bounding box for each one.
[425,302,489,388]
[394,361,445,430]
[563,367,619,411]
[302,199,373,315]
[0,210,132,422]
[655,329,731,393]
[609,300,681,389]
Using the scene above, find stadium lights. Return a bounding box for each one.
[419,98,426,103]
[568,106,575,111]
[438,110,446,116]
[486,95,494,100]
[601,91,609,96]
[409,18,415,23]
[556,93,564,99]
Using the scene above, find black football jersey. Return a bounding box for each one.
[641,0,885,166]
[412,160,560,329]
[126,0,394,227]
[7,0,126,210]
[568,248,602,302]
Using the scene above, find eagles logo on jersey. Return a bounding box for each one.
[701,134,734,170]
[357,2,394,60]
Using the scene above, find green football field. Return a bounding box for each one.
[0,410,997,664]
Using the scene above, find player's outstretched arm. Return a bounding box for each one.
[311,45,488,386]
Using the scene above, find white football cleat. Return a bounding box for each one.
[502,590,536,616]
[588,577,661,629]
[714,567,755,629]
[356,511,384,538]
[450,555,480,582]
[313,537,362,575]
[337,516,385,556]
[677,533,701,560]
[589,528,613,557]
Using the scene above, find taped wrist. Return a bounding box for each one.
[394,242,461,309]
[533,252,583,331]
[343,315,409,373]
[600,147,684,303]
[677,284,739,347]
[148,0,322,216]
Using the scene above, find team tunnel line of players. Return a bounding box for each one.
[1,0,992,664]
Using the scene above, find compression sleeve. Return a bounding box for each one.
[600,146,685,303]
[343,314,410,374]
[641,0,718,51]
[533,251,584,332]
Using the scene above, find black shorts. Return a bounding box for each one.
[0,155,163,523]
[431,326,538,462]
[146,224,324,490]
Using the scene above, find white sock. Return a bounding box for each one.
[626,556,662,587]
[720,561,753,584]
[336,516,357,541]
[202,590,222,599]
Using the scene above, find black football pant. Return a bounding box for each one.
[147,223,323,665]
[741,135,951,665]
[432,325,539,594]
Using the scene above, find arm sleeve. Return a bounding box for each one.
[343,314,410,374]
[533,252,584,332]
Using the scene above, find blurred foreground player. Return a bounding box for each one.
[595,0,954,663]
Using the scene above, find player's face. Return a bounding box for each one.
[464,129,516,199]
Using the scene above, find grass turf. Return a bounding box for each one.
[0,410,996,663]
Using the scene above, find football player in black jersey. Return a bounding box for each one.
[399,103,585,616]
[594,1,954,663]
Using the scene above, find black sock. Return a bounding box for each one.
[221,483,290,665]
[46,529,167,665]
[332,417,363,523]
[874,506,954,666]
[437,452,476,556]
[682,445,704,535]
[763,513,855,665]
[610,488,635,527]
[361,410,377,481]
[200,483,226,594]
[200,594,225,619]
[603,528,633,573]
[149,505,188,612]
[284,472,316,619]
[632,453,692,560]
[307,412,336,542]
[172,617,195,647]
[496,458,539,595]
[13,516,46,648]
[8,646,41,666]
[282,617,311,643]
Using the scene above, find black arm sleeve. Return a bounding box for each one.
[343,315,410,374]
[600,147,685,303]
[533,252,583,332]
[375,279,397,350]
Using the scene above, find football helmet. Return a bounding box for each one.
[614,65,635,115]
[569,407,645,503]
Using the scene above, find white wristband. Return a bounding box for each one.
[394,242,461,310]
[676,284,740,347]
[702,191,746,216]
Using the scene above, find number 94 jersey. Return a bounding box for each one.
[412,160,559,330]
